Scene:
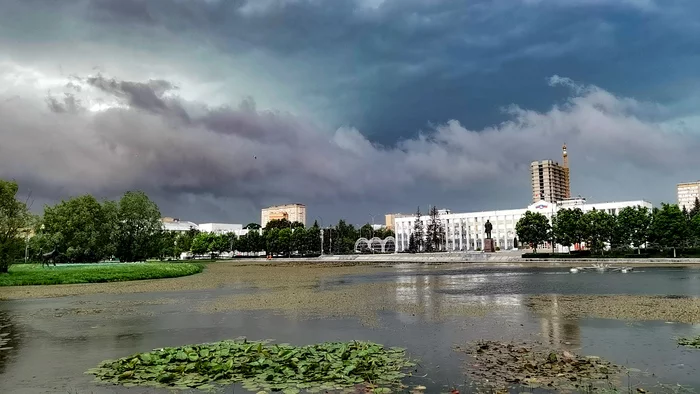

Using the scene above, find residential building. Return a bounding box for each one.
[677,181,700,210]
[384,213,410,230]
[393,199,652,253]
[261,204,306,227]
[530,145,571,203]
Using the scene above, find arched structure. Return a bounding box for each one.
[354,236,397,253]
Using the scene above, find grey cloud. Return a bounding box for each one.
[2,74,700,224]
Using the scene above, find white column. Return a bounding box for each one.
[458,219,463,251]
[495,214,501,248]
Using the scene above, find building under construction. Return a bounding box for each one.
[530,145,571,203]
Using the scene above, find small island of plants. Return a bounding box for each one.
[86,338,415,393]
[0,262,203,287]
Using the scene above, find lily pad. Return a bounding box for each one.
[87,338,415,392]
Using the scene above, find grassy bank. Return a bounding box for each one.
[0,262,204,286]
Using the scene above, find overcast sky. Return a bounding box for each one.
[2,0,700,226]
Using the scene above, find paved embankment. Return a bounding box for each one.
[231,253,700,266]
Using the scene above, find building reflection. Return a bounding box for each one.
[536,295,581,348]
[392,275,581,348]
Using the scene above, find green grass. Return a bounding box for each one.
[0,262,204,286]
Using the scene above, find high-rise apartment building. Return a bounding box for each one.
[530,145,571,203]
[261,204,306,227]
[678,181,700,210]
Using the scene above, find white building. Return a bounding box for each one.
[161,218,198,232]
[393,198,652,252]
[678,181,700,210]
[198,223,249,237]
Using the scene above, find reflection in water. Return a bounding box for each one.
[0,311,20,375]
[393,274,582,349]
[536,295,581,348]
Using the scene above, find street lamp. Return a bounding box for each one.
[317,216,324,256]
[369,214,378,254]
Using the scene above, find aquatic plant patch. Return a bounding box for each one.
[0,263,203,286]
[86,338,415,392]
[456,341,623,391]
[677,335,700,349]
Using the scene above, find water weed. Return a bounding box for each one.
[86,338,415,392]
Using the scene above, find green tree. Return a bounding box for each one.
[264,219,296,231]
[265,228,280,255]
[582,209,615,255]
[247,230,265,254]
[552,208,585,252]
[152,229,178,260]
[305,224,321,256]
[278,228,293,257]
[425,205,445,252]
[649,203,688,257]
[191,232,213,256]
[408,233,417,253]
[617,206,651,254]
[374,227,395,239]
[210,234,230,256]
[114,191,162,262]
[689,198,700,220]
[291,227,307,256]
[360,223,374,239]
[244,223,261,230]
[412,207,424,252]
[174,227,200,256]
[515,211,551,253]
[42,195,115,263]
[0,180,31,273]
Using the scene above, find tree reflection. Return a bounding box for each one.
[0,311,20,375]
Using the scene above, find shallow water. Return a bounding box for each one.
[1,264,699,393]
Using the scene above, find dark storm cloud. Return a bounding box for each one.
[2,0,700,223]
[2,73,700,224]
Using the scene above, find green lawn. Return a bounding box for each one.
[0,262,204,286]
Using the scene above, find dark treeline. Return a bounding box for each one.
[516,199,700,257]
[0,178,396,271]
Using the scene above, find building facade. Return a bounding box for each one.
[393,199,652,253]
[198,223,247,237]
[161,217,198,232]
[530,145,571,203]
[261,204,306,227]
[678,181,700,210]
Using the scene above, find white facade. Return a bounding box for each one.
[678,182,700,210]
[162,219,198,232]
[394,199,653,252]
[198,223,248,237]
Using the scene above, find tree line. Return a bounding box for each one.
[0,178,396,272]
[515,199,700,256]
[407,206,446,253]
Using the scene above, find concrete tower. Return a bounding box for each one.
[562,144,571,199]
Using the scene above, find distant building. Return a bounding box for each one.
[530,145,571,203]
[161,217,198,232]
[198,223,249,237]
[261,204,306,227]
[393,199,652,253]
[678,181,700,210]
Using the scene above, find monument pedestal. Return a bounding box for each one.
[483,238,496,253]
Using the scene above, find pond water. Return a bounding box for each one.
[1,264,699,393]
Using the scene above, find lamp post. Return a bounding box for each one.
[368,214,377,253]
[317,216,324,256]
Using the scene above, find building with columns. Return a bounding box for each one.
[393,198,652,252]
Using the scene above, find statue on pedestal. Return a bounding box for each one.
[484,220,493,239]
